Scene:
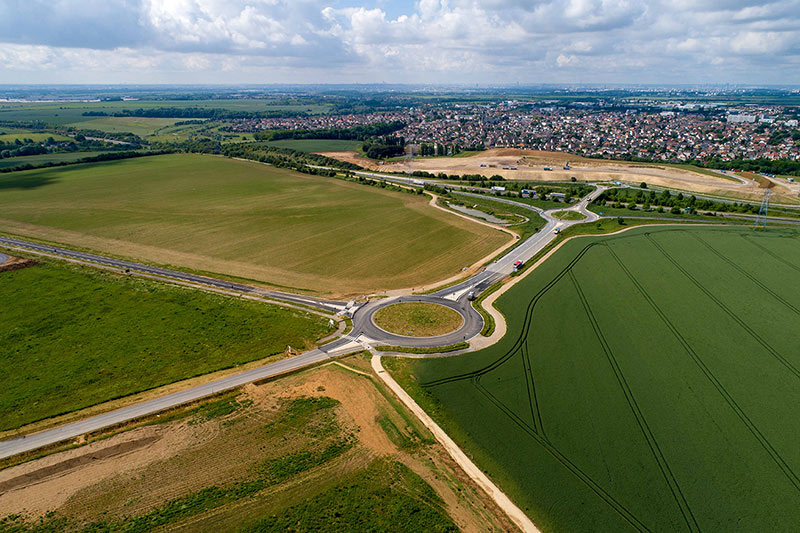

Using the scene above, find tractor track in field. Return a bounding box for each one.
[740,233,800,273]
[605,241,800,493]
[646,233,800,381]
[689,233,800,316]
[569,270,701,532]
[422,242,657,531]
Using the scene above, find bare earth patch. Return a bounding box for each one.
[0,360,515,532]
[320,148,800,205]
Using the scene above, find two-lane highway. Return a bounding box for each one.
[0,236,347,315]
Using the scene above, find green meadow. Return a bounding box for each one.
[0,259,332,431]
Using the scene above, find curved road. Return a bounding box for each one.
[0,184,644,460]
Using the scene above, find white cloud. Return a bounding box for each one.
[0,0,798,83]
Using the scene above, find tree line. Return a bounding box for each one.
[252,121,405,142]
[595,187,763,215]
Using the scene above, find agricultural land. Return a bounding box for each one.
[391,226,800,531]
[0,154,507,296]
[0,257,333,432]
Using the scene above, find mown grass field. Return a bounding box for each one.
[0,259,332,430]
[0,154,506,295]
[264,139,363,153]
[67,116,181,136]
[394,226,800,531]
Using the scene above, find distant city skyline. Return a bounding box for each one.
[1,0,799,85]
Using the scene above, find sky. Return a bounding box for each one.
[0,0,798,85]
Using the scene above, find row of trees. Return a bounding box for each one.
[82,107,307,120]
[417,143,485,156]
[595,188,761,214]
[361,136,405,159]
[252,121,405,142]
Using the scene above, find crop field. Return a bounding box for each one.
[0,151,111,170]
[396,226,800,531]
[0,357,507,531]
[67,116,181,136]
[0,154,507,295]
[264,139,363,153]
[0,258,332,431]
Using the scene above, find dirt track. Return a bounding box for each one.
[319,149,800,204]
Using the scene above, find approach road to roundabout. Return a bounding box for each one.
[0,185,602,459]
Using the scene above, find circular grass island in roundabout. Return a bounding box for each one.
[372,302,464,337]
[552,209,587,221]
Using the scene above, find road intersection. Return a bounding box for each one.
[0,183,656,460]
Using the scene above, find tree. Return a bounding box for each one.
[640,181,648,188]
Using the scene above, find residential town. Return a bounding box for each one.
[226,101,800,162]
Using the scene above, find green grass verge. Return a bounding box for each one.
[451,192,546,241]
[472,281,504,336]
[0,259,332,431]
[397,226,800,531]
[374,342,469,354]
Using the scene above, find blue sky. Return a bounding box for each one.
[0,0,798,85]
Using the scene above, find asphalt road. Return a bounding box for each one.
[350,186,606,347]
[2,182,781,459]
[0,236,346,315]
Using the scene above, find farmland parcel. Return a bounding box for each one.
[394,226,800,531]
[0,154,506,295]
[0,260,332,431]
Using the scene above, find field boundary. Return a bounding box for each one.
[371,355,539,533]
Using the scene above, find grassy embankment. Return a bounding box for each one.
[389,226,800,531]
[373,302,464,337]
[449,192,546,241]
[0,259,332,431]
[0,154,506,295]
